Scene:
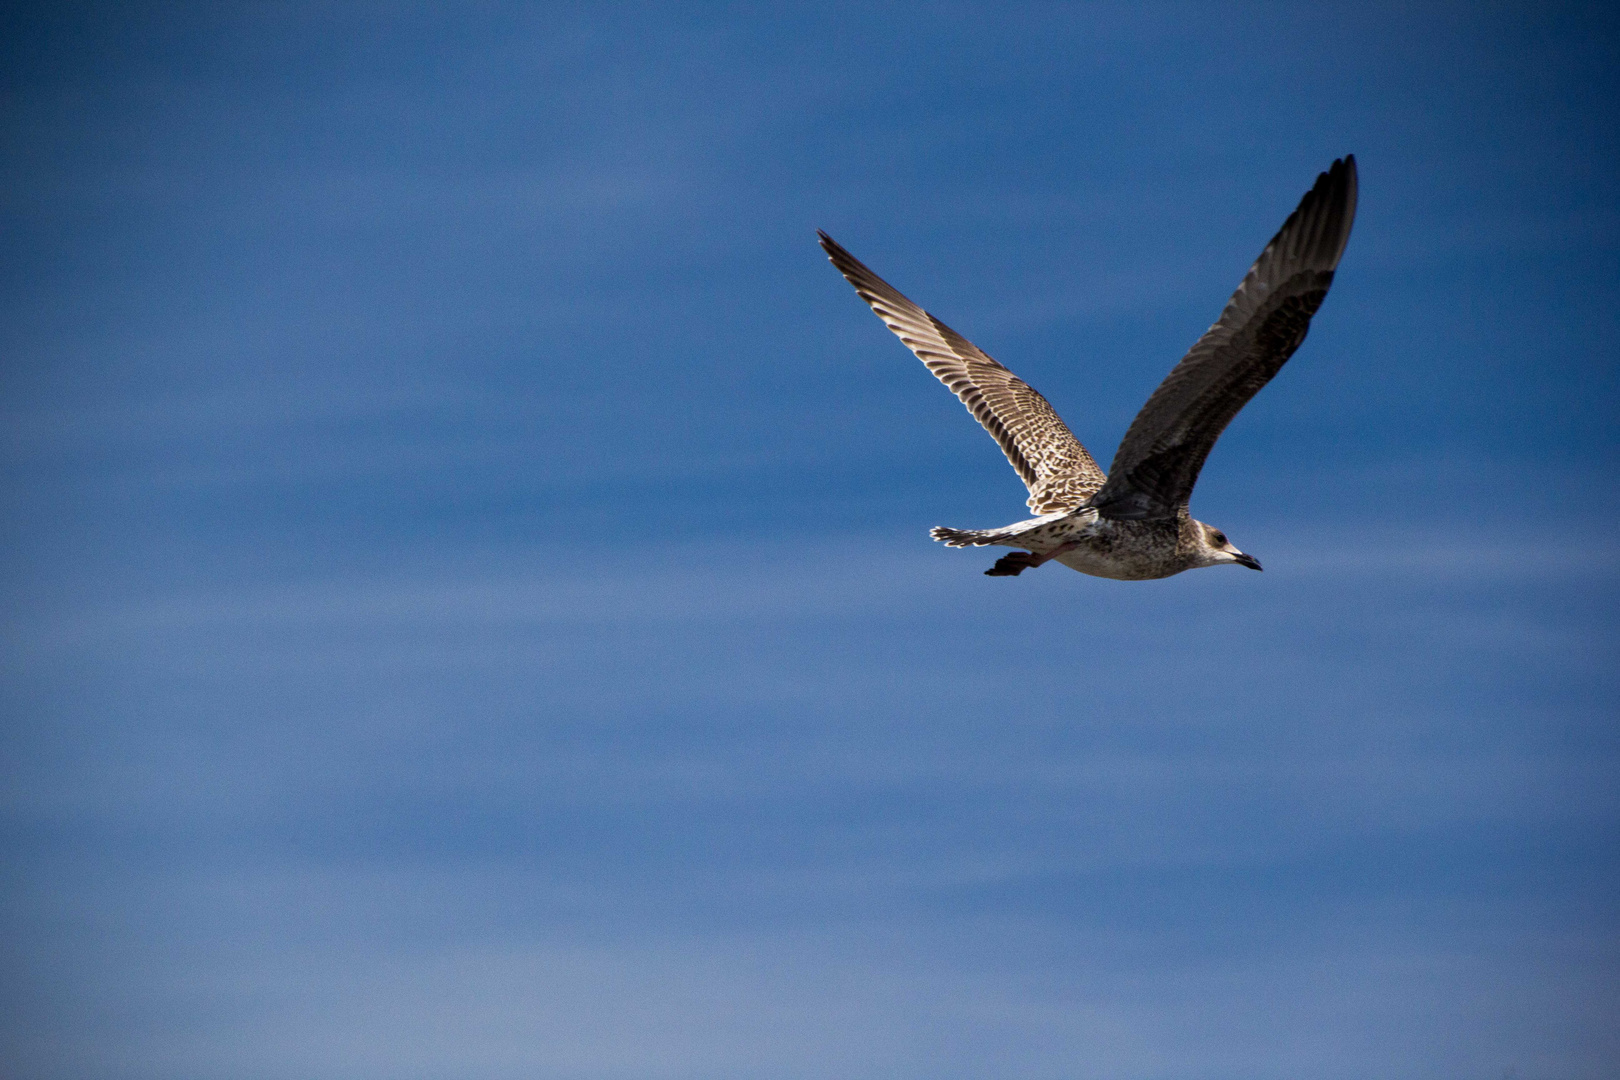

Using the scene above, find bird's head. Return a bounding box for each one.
[1195,521,1262,571]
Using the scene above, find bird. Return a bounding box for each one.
[818,156,1358,580]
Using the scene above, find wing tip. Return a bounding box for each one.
[818,230,873,284]
[1313,155,1358,268]
[1278,154,1358,273]
[1335,155,1359,264]
[817,229,847,262]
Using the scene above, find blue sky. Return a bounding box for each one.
[2,3,1616,1078]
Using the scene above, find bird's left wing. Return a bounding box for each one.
[1091,156,1359,521]
[819,231,1106,514]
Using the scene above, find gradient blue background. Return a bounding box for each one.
[3,4,1617,1078]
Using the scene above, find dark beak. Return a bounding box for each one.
[1234,551,1263,571]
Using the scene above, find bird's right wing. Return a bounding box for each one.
[819,231,1106,514]
[1090,156,1358,521]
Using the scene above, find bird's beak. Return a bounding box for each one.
[1233,551,1263,571]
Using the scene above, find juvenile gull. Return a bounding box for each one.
[819,156,1358,580]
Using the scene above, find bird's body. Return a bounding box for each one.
[932,507,1233,580]
[820,157,1358,580]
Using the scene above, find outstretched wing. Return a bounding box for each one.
[1090,156,1359,521]
[819,231,1106,514]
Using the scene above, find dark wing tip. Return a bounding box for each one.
[1337,156,1359,262]
[1298,156,1359,270]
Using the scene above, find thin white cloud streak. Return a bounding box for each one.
[6,877,1616,1080]
[6,526,1614,842]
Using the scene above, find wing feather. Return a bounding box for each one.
[1090,156,1359,521]
[819,232,1105,514]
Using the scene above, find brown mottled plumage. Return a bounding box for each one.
[820,156,1358,580]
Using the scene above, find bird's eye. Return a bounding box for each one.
[1212,532,1227,545]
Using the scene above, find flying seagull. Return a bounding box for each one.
[819,156,1357,580]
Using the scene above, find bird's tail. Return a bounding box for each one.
[930,525,1005,548]
[931,509,1094,550]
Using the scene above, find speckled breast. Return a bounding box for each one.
[1053,518,1187,580]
